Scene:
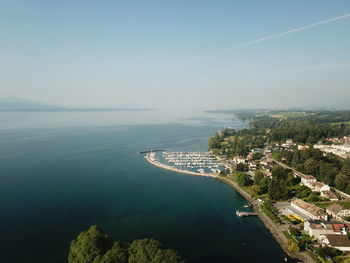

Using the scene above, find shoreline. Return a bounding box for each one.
[145,153,311,262]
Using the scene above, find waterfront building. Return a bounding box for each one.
[304,220,334,239]
[291,199,328,220]
[326,204,350,220]
[319,234,350,252]
[304,220,349,239]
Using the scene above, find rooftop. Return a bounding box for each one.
[292,199,327,218]
[324,234,350,247]
[327,203,347,214]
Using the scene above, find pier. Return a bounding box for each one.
[138,149,171,154]
[236,210,258,217]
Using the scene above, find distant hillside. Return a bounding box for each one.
[0,97,151,111]
[0,97,63,111]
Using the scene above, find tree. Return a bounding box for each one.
[271,166,288,180]
[334,173,349,191]
[69,226,185,263]
[68,226,113,263]
[258,177,270,194]
[128,239,162,263]
[236,173,253,186]
[94,242,129,263]
[254,171,264,185]
[236,163,247,172]
[153,249,185,263]
[268,178,288,200]
[316,246,342,259]
[303,158,319,176]
[291,151,302,166]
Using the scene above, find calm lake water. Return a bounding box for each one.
[0,111,289,263]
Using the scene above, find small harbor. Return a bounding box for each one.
[143,150,228,176]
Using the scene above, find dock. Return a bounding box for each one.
[236,210,258,217]
[138,149,171,154]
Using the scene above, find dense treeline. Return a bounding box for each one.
[274,148,350,194]
[209,111,350,156]
[287,110,350,124]
[250,116,350,144]
[68,226,185,263]
[208,128,266,157]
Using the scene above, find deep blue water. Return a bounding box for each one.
[0,112,289,263]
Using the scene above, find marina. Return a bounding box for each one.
[161,151,226,174]
[144,151,228,175]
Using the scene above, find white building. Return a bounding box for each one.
[326,204,350,220]
[307,182,330,192]
[291,199,328,220]
[299,174,317,186]
[233,156,246,165]
[319,234,350,252]
[321,190,339,201]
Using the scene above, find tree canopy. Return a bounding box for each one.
[68,226,185,263]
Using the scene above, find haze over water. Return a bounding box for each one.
[0,111,290,263]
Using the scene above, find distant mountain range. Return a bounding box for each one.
[0,97,151,112]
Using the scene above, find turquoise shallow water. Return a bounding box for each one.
[0,112,290,263]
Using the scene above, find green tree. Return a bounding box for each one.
[69,227,185,263]
[93,242,129,263]
[236,163,247,172]
[258,177,270,194]
[271,166,288,180]
[334,173,349,191]
[254,171,264,185]
[68,226,113,263]
[153,249,185,263]
[236,173,253,186]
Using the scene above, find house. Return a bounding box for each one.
[299,174,317,186]
[249,161,258,171]
[291,199,328,220]
[282,139,294,148]
[263,165,272,173]
[332,224,350,234]
[286,139,293,145]
[321,190,339,201]
[304,220,349,239]
[307,182,330,192]
[233,156,246,165]
[298,145,309,150]
[251,148,262,153]
[326,204,350,220]
[319,234,350,252]
[304,220,334,239]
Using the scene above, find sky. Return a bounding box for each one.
[0,0,350,110]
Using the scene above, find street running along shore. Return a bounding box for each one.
[144,152,314,263]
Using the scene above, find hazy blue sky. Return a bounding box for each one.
[1,0,350,109]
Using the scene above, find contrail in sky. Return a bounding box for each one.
[165,13,350,69]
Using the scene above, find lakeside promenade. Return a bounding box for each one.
[145,153,314,263]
